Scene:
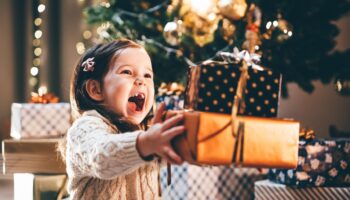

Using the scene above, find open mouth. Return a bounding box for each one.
[128,93,145,112]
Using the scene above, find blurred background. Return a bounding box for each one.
[0,0,350,146]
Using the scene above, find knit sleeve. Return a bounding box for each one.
[66,115,149,180]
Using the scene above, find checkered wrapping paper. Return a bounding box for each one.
[255,180,350,200]
[11,103,71,139]
[160,163,265,200]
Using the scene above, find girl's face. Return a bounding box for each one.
[102,47,154,124]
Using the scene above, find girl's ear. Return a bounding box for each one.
[85,79,104,101]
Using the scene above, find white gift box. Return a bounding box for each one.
[11,103,71,139]
[14,173,68,200]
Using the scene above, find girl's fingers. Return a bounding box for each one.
[152,102,166,124]
[164,110,182,120]
[161,114,184,131]
[164,147,183,165]
[159,147,183,165]
[162,125,185,140]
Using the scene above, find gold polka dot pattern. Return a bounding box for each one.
[185,63,281,117]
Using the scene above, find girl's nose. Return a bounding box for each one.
[135,77,145,86]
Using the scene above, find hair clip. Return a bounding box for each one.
[81,57,95,72]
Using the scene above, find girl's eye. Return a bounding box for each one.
[145,73,153,78]
[121,69,132,75]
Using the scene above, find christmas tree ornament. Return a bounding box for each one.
[183,12,220,46]
[242,28,261,52]
[183,12,218,31]
[242,4,262,53]
[182,0,217,20]
[163,20,185,46]
[220,18,236,43]
[193,31,215,47]
[217,0,248,21]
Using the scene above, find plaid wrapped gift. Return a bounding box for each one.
[268,139,350,187]
[255,180,350,200]
[11,103,71,139]
[160,163,265,200]
[185,61,281,117]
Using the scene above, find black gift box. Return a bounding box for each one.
[185,62,281,117]
[268,139,350,187]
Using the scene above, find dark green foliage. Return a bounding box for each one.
[85,0,350,96]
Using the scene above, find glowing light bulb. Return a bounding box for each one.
[38,4,45,13]
[38,86,48,96]
[76,42,85,55]
[83,30,92,39]
[266,21,272,29]
[273,20,278,27]
[34,18,42,26]
[34,30,42,39]
[34,48,42,56]
[31,67,39,76]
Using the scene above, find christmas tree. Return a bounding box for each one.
[83,0,350,96]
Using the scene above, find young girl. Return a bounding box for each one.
[64,39,184,199]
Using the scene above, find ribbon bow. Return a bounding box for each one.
[30,92,59,103]
[218,47,263,71]
[82,57,95,72]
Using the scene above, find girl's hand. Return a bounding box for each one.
[137,102,185,165]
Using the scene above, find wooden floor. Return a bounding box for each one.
[0,175,14,200]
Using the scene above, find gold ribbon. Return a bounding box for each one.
[231,61,249,165]
[197,61,250,165]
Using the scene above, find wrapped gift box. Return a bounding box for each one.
[184,62,281,117]
[268,139,350,187]
[156,95,184,110]
[165,110,299,167]
[255,180,350,200]
[160,163,265,200]
[11,103,71,139]
[156,82,185,110]
[14,173,68,200]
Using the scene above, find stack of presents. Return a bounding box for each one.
[7,49,350,199]
[8,93,71,200]
[158,50,350,199]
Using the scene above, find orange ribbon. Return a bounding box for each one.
[30,92,59,103]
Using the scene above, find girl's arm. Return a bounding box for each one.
[66,116,147,180]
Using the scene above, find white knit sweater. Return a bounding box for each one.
[66,110,161,200]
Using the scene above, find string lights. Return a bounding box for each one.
[30,0,46,93]
[76,0,94,55]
